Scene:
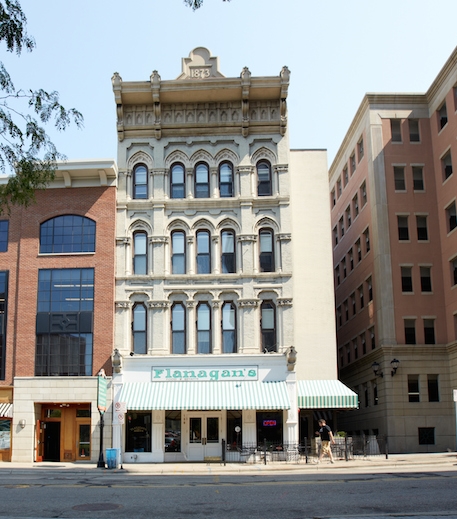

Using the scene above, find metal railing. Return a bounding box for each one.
[222,434,388,465]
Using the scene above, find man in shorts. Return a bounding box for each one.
[317,419,335,464]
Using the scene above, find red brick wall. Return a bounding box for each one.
[0,186,116,385]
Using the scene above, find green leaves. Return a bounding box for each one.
[183,0,230,10]
[0,0,83,214]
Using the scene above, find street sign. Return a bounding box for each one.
[114,401,127,413]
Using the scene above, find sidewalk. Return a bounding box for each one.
[1,452,456,476]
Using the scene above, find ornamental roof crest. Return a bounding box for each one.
[177,47,225,80]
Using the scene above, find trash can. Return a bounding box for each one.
[106,448,118,469]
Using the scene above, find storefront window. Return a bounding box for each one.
[165,411,181,452]
[226,410,242,449]
[125,412,151,452]
[256,411,283,446]
[0,419,11,451]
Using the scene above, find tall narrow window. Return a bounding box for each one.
[0,221,8,252]
[221,302,236,353]
[350,154,356,175]
[442,151,453,180]
[416,215,428,241]
[356,239,361,262]
[366,277,373,302]
[133,232,147,275]
[412,167,424,191]
[360,181,367,206]
[259,229,274,272]
[408,375,420,402]
[346,206,352,228]
[438,102,448,130]
[196,230,211,274]
[424,319,435,344]
[339,216,344,238]
[446,202,457,232]
[133,164,148,199]
[0,271,8,380]
[170,163,185,199]
[358,285,364,309]
[404,319,416,344]
[451,257,457,286]
[361,332,366,354]
[219,162,234,197]
[394,166,406,190]
[257,161,272,196]
[196,303,211,354]
[132,303,147,354]
[337,178,342,197]
[358,138,364,161]
[401,267,413,292]
[397,215,409,240]
[420,266,432,292]
[363,228,370,253]
[408,119,420,142]
[171,303,186,354]
[352,194,359,218]
[427,375,439,402]
[221,230,235,274]
[195,163,210,198]
[391,119,402,142]
[335,265,340,286]
[261,301,276,352]
[171,231,186,274]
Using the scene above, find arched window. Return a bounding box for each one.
[195,162,210,198]
[196,230,211,274]
[171,231,186,274]
[132,303,147,354]
[170,163,185,199]
[133,231,147,275]
[257,161,272,196]
[221,230,235,273]
[219,162,233,197]
[261,301,276,352]
[197,303,211,354]
[221,302,236,353]
[171,303,186,354]
[259,228,275,272]
[40,215,95,253]
[133,164,148,199]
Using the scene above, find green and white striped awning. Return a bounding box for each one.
[297,380,358,409]
[0,403,13,418]
[119,381,290,411]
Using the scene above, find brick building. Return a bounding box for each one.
[330,46,457,452]
[0,160,117,462]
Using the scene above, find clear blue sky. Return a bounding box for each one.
[3,0,457,167]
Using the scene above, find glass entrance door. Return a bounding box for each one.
[187,413,221,461]
[77,424,91,459]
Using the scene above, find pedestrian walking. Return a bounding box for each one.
[316,419,335,464]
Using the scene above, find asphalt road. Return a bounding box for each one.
[0,469,456,519]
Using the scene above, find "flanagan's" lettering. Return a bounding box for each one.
[151,366,258,381]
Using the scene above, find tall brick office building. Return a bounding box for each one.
[0,161,117,462]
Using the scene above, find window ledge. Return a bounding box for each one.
[38,252,95,256]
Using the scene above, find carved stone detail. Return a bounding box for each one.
[238,299,259,307]
[277,298,293,307]
[116,301,132,309]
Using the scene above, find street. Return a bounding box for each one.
[0,467,456,519]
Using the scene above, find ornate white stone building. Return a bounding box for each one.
[111,48,357,463]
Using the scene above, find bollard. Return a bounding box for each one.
[222,439,226,466]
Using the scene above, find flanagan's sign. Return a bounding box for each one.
[151,366,259,381]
